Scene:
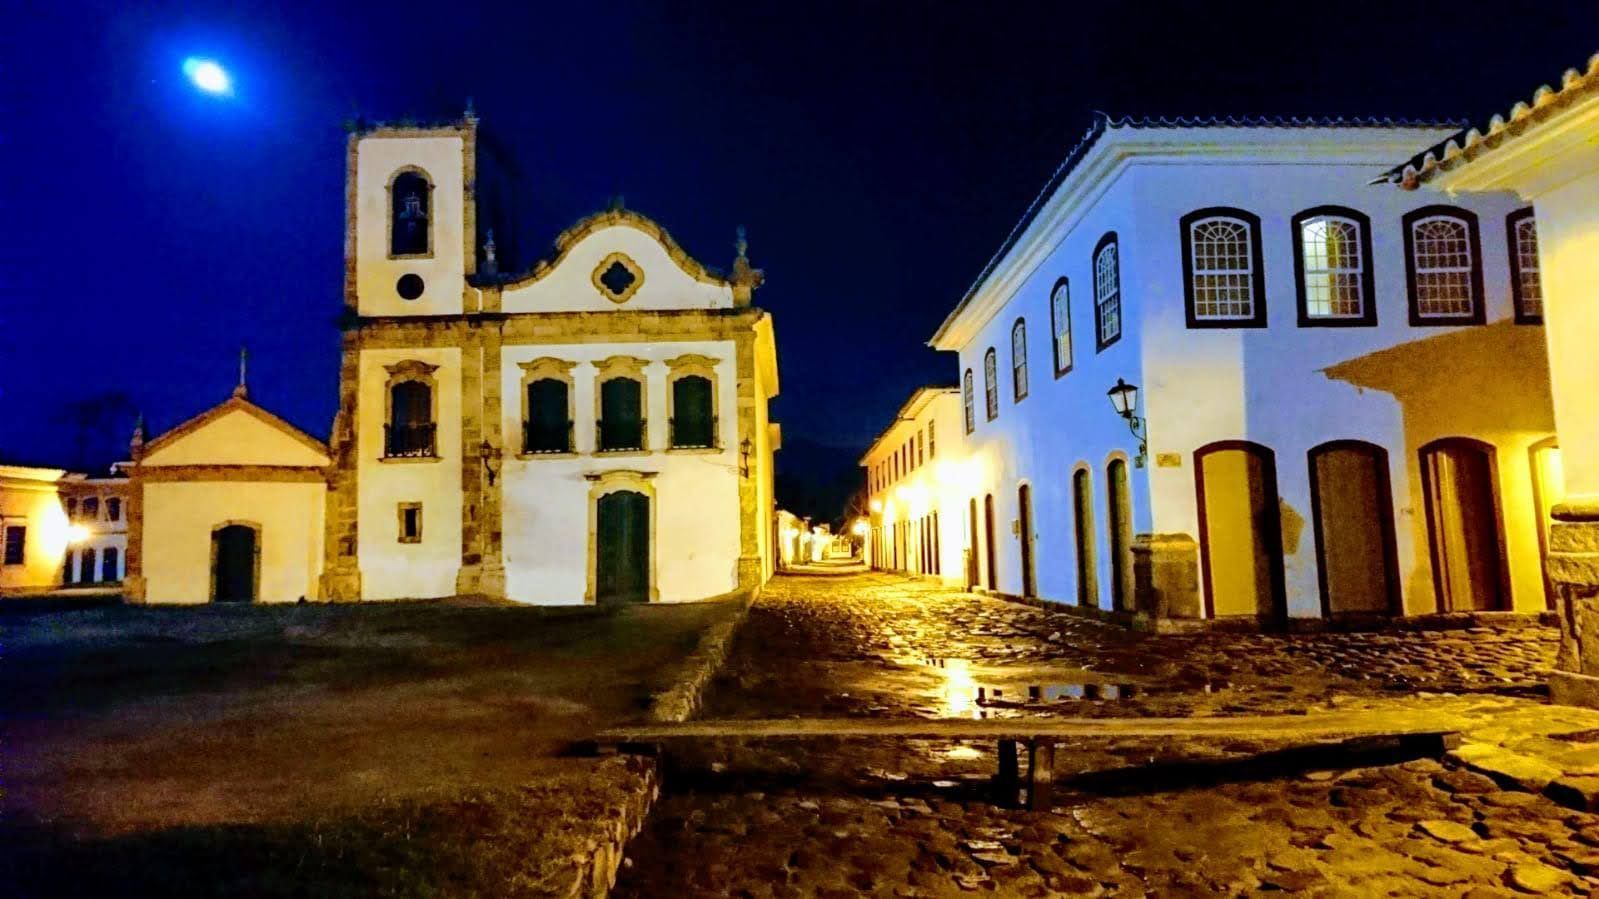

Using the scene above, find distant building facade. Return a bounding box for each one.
[0,465,129,596]
[860,387,968,587]
[930,119,1556,626]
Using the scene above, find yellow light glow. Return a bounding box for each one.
[67,524,92,545]
[941,659,980,719]
[851,519,869,537]
[869,498,882,513]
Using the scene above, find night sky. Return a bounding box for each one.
[4,2,1596,515]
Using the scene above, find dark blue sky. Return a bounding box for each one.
[3,1,1596,479]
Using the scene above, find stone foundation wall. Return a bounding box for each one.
[1548,518,1599,708]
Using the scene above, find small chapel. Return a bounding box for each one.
[120,111,782,605]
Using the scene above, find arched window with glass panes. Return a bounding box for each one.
[1010,319,1028,402]
[1049,278,1072,376]
[1182,208,1266,328]
[1403,206,1483,326]
[1508,208,1542,324]
[962,369,975,434]
[983,348,999,421]
[1293,206,1375,327]
[1093,233,1121,350]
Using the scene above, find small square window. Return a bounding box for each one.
[3,525,25,565]
[398,503,423,544]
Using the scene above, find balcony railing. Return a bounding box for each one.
[596,418,646,453]
[523,420,574,455]
[384,422,437,458]
[669,415,718,449]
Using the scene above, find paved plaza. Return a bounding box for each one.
[616,570,1599,897]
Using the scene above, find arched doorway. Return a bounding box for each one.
[1195,442,1286,622]
[967,499,980,589]
[1106,458,1134,612]
[211,523,258,603]
[1309,441,1400,617]
[1420,438,1506,612]
[983,494,998,590]
[1072,467,1098,607]
[596,490,650,604]
[1017,484,1037,598]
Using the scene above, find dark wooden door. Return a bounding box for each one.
[597,491,649,604]
[1422,439,1505,612]
[213,525,256,603]
[1018,484,1036,598]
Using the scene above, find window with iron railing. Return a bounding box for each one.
[386,380,436,458]
[523,420,573,454]
[384,422,437,458]
[524,378,573,453]
[670,375,716,448]
[598,377,645,452]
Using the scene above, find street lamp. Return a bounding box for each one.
[739,437,754,478]
[1106,377,1148,468]
[479,439,502,485]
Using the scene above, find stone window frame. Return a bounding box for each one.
[592,252,645,305]
[594,355,651,455]
[583,469,660,604]
[397,502,423,544]
[387,166,435,260]
[664,353,722,454]
[382,359,441,463]
[207,520,262,603]
[517,357,579,459]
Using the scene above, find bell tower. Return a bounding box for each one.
[344,112,477,317]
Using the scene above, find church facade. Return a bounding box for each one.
[121,113,781,605]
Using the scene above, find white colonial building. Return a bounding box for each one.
[860,386,969,586]
[0,464,129,596]
[931,117,1557,628]
[117,112,781,606]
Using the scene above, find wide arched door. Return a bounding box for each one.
[212,524,258,603]
[596,491,650,605]
[1309,441,1399,617]
[1195,442,1286,622]
[1421,438,1506,612]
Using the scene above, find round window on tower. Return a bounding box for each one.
[396,274,425,300]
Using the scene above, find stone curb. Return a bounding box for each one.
[562,757,661,899]
[1448,742,1599,813]
[647,586,759,723]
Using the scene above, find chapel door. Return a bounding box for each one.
[596,491,650,605]
[212,524,257,603]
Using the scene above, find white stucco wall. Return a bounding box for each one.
[943,126,1554,618]
[141,480,326,603]
[500,222,733,313]
[356,346,464,600]
[497,339,741,604]
[354,134,468,318]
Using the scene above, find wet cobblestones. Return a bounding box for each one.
[614,571,1590,896]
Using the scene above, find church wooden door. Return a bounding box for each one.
[596,491,649,604]
[212,524,257,603]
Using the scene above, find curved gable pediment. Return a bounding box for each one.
[499,210,735,314]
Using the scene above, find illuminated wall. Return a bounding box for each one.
[935,123,1556,618]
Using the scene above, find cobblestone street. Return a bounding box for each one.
[615,570,1599,897]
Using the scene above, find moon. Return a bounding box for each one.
[182,58,232,95]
